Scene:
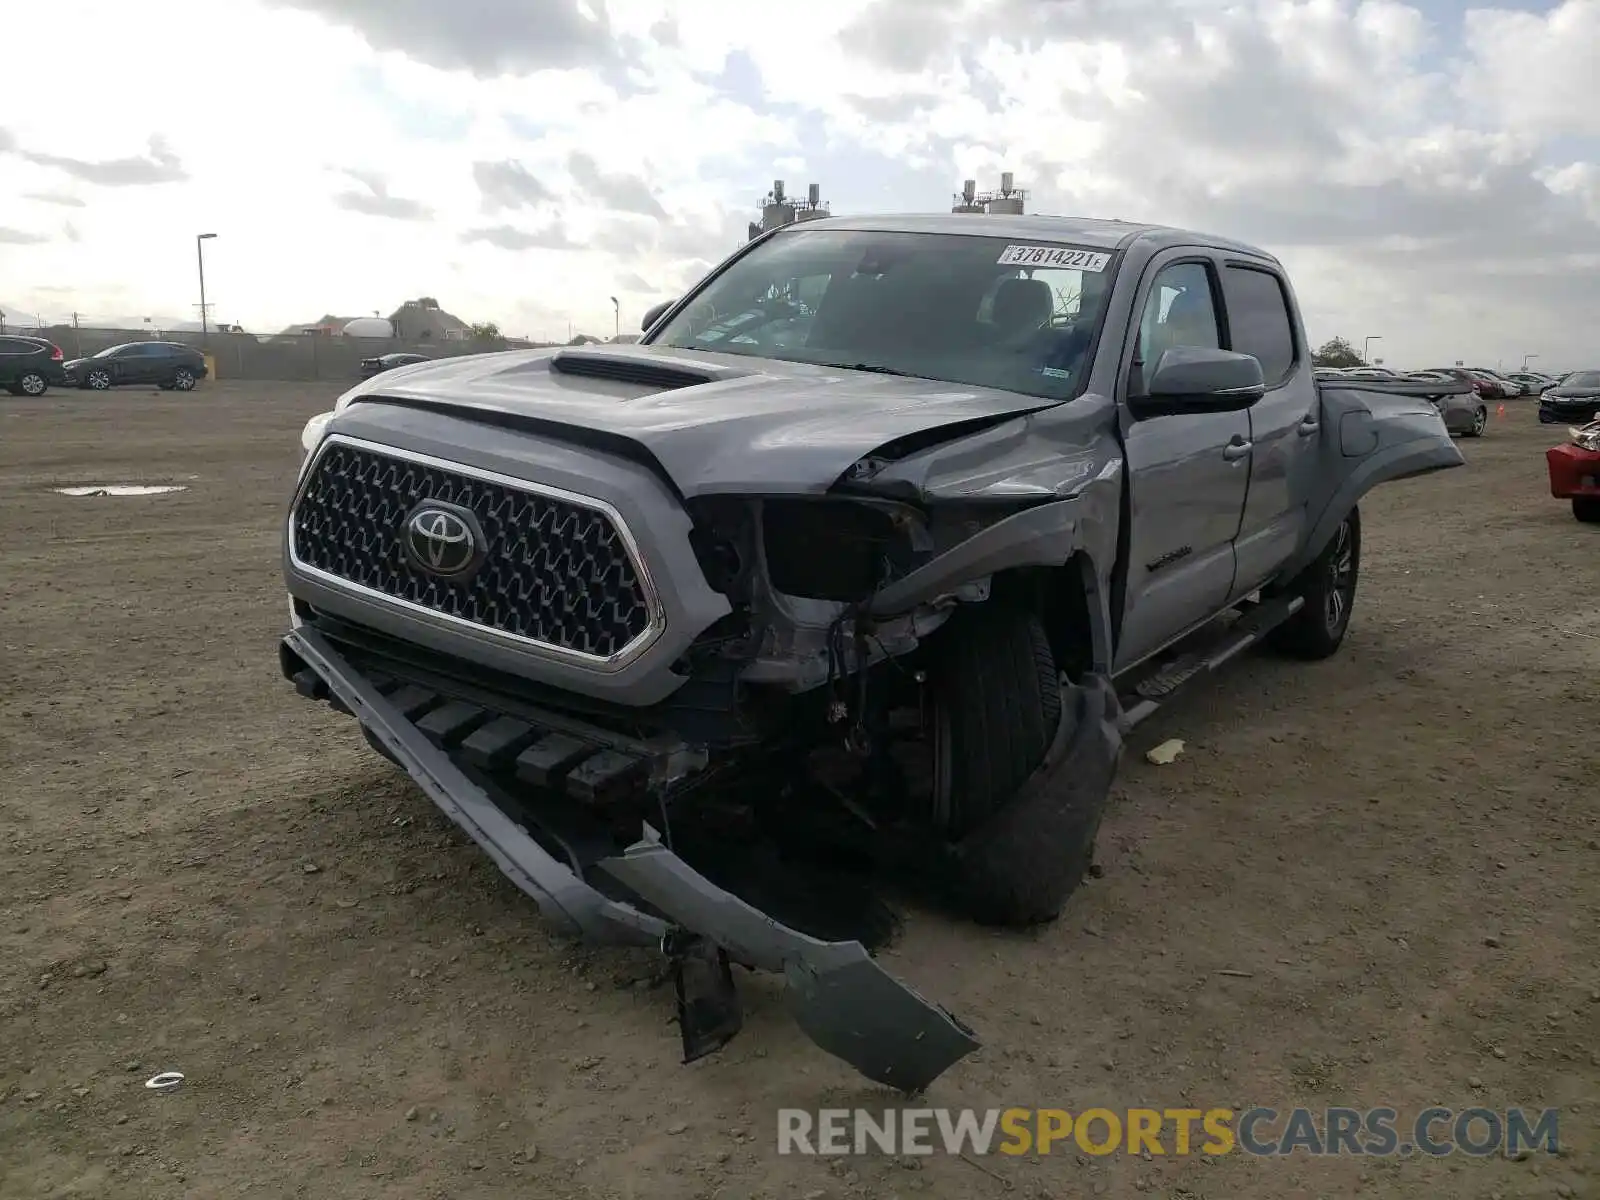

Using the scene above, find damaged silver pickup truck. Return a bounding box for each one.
[279,214,1463,1092]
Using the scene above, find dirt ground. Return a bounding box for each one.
[1,382,1595,1200]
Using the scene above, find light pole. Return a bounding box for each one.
[196,233,217,341]
[1521,353,1538,371]
[609,296,620,340]
[1362,334,1381,365]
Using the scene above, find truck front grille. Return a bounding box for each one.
[290,437,658,663]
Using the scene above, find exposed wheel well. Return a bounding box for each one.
[989,557,1099,682]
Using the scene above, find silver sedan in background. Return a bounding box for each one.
[1408,370,1490,437]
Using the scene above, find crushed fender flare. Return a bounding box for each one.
[944,671,1125,926]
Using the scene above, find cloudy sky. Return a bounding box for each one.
[0,0,1595,366]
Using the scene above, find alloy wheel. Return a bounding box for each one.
[1324,519,1356,632]
[20,373,46,396]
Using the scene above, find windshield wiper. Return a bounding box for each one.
[819,361,919,378]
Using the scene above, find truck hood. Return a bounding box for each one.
[340,345,1059,496]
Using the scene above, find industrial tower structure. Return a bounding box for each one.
[746,180,830,241]
[952,172,1027,215]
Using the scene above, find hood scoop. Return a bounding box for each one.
[549,349,712,391]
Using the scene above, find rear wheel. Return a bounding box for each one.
[17,371,47,396]
[1574,497,1600,524]
[923,605,1109,926]
[1466,406,1487,437]
[1268,506,1362,660]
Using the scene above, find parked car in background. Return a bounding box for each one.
[1546,417,1600,523]
[1421,368,1495,399]
[0,334,69,396]
[62,341,208,391]
[1507,371,1557,394]
[1460,368,1520,399]
[1403,370,1489,438]
[359,352,432,378]
[1539,370,1600,425]
[1494,371,1529,396]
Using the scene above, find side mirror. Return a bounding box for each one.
[1133,347,1266,418]
[641,300,674,333]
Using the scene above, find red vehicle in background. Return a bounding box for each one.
[1547,418,1600,523]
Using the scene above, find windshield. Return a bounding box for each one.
[647,228,1117,401]
[1564,371,1600,388]
[91,344,130,358]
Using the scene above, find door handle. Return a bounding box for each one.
[1298,416,1320,436]
[1223,439,1252,461]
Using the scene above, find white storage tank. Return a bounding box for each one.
[342,317,394,338]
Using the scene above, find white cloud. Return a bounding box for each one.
[1461,0,1600,138]
[0,0,1594,364]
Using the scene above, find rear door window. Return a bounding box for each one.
[1220,265,1297,386]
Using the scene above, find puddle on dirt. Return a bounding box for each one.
[52,484,190,497]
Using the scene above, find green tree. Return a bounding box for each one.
[1312,337,1364,368]
[469,321,502,341]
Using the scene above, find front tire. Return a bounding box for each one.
[85,369,112,390]
[1574,497,1600,524]
[1268,506,1362,660]
[173,368,196,391]
[1465,406,1487,437]
[927,605,1061,837]
[924,606,1109,926]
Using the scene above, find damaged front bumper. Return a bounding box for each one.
[281,625,979,1092]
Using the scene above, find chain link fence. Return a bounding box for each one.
[1,324,564,383]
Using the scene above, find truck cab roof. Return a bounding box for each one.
[781,212,1281,264]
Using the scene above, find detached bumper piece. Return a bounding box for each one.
[280,627,979,1092]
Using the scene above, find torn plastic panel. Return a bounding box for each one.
[599,831,980,1092]
[281,625,981,1092]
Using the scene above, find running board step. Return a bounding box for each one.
[1119,593,1305,730]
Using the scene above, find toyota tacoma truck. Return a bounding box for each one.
[279,214,1464,1091]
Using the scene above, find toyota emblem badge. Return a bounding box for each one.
[401,501,486,580]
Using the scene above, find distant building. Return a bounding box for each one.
[952,172,1027,215]
[747,180,830,241]
[281,314,364,337]
[389,297,471,343]
[342,316,394,338]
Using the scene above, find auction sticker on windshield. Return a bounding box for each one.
[997,245,1112,272]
